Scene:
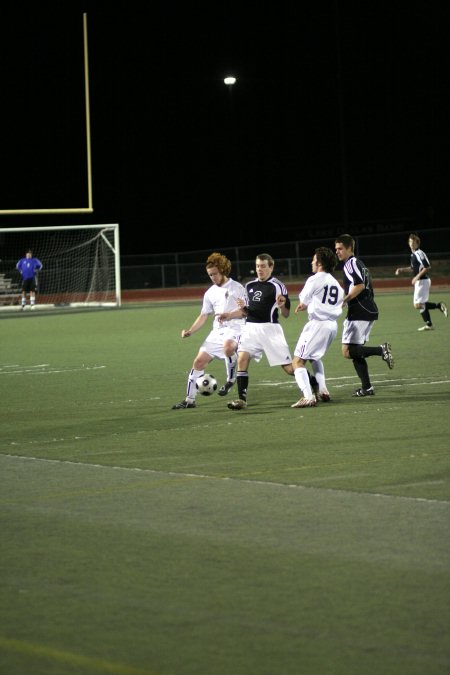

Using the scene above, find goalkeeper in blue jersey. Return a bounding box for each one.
[16,249,43,310]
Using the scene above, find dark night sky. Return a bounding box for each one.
[1,2,449,255]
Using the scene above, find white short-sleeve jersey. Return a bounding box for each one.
[299,272,344,321]
[201,278,246,331]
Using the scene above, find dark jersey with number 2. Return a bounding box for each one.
[245,276,291,323]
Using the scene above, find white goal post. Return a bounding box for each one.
[0,224,121,309]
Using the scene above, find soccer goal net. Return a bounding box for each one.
[0,224,121,309]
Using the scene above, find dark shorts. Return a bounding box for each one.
[22,278,36,292]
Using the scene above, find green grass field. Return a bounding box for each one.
[1,292,449,675]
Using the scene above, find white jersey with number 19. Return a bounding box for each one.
[299,271,344,321]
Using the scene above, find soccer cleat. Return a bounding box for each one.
[171,399,196,409]
[352,386,375,397]
[291,397,317,408]
[318,392,331,402]
[418,325,434,331]
[218,380,235,397]
[227,399,247,410]
[439,302,448,318]
[381,342,394,369]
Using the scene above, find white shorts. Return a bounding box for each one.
[294,319,337,361]
[342,318,374,345]
[413,278,431,305]
[199,326,240,360]
[238,322,292,366]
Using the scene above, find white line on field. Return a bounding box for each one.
[0,364,106,375]
[1,453,448,505]
[259,375,450,388]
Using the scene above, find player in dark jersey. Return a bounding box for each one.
[216,253,296,409]
[335,234,394,397]
[395,233,447,331]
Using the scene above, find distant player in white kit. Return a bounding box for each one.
[291,247,344,408]
[172,252,246,409]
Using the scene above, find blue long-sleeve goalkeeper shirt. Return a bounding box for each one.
[16,257,43,280]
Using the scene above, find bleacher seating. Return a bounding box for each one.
[0,273,20,305]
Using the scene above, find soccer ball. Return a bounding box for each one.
[195,373,218,396]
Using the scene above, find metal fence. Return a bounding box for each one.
[120,227,450,289]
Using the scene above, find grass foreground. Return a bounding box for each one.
[1,291,449,675]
